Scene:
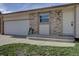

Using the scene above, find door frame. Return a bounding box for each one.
[38,13,50,35]
[62,7,75,37]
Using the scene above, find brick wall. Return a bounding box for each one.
[49,10,63,35]
[29,10,63,35]
[29,13,39,34]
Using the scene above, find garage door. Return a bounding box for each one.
[4,20,29,35]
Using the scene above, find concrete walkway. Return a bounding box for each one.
[0,35,75,47]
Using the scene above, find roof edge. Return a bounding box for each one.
[3,3,79,15]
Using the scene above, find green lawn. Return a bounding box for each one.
[0,42,78,56]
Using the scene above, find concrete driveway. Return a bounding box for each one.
[0,35,75,47]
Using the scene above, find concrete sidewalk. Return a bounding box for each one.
[0,35,75,47]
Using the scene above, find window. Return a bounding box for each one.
[40,13,49,23]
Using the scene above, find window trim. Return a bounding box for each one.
[39,13,49,23]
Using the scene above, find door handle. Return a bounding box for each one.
[71,21,73,26]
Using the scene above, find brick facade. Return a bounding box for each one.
[29,10,63,35]
[29,13,39,34]
[49,10,63,35]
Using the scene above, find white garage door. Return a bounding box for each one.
[4,20,29,35]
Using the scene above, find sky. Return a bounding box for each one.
[0,3,64,14]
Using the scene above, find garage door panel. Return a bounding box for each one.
[4,20,29,35]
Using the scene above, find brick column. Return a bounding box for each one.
[49,10,63,35]
[29,13,39,34]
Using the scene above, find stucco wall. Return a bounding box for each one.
[3,13,30,21]
[76,5,79,38]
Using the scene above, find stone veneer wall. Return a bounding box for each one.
[29,10,63,35]
[29,13,39,34]
[49,10,63,35]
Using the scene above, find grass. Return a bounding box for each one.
[0,42,78,56]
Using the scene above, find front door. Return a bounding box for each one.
[63,8,74,36]
[39,24,49,35]
[39,13,49,35]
